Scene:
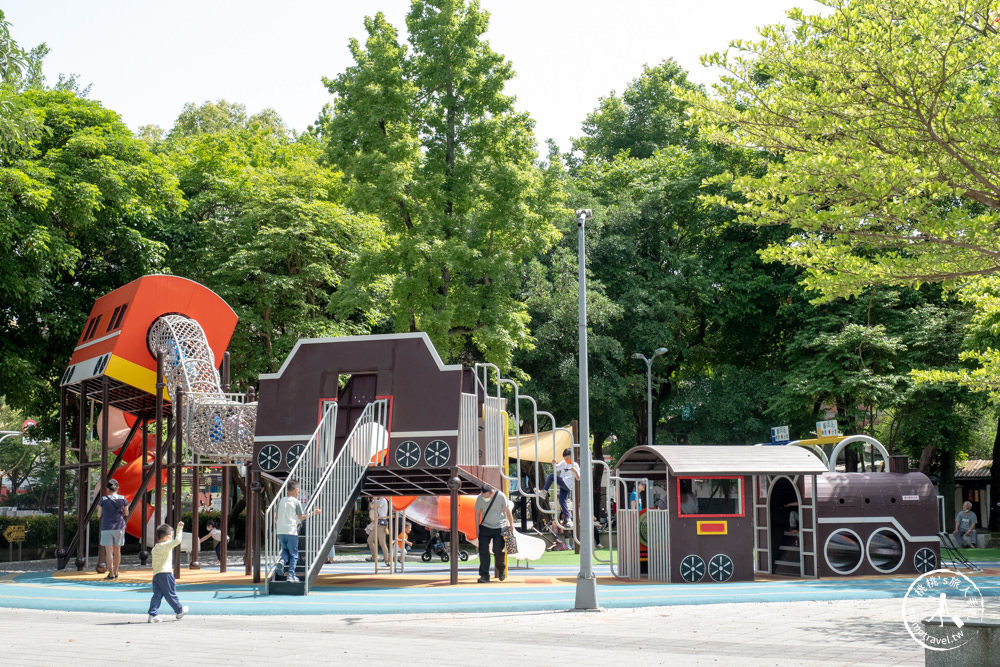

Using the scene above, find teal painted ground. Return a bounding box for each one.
[3,562,999,616]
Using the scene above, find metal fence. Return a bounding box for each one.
[646,509,670,582]
[458,393,479,465]
[484,396,505,467]
[618,509,641,579]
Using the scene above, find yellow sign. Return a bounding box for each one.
[3,525,25,542]
[696,520,728,536]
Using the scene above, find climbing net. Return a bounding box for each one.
[148,314,256,462]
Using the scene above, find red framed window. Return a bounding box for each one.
[677,476,745,518]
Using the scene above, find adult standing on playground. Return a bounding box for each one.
[368,495,390,568]
[474,484,514,583]
[96,479,128,580]
[954,501,978,548]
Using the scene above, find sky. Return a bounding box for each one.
[2,0,820,152]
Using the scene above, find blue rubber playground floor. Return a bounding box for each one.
[3,560,1000,616]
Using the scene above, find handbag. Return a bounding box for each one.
[502,526,518,554]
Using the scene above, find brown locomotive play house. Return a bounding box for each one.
[614,445,940,583]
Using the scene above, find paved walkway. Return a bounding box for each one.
[3,559,999,664]
[0,599,928,665]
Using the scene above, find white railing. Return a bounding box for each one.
[459,393,479,465]
[618,509,641,579]
[264,399,389,594]
[646,509,670,582]
[263,401,339,594]
[484,396,505,467]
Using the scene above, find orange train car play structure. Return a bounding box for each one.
[57,275,241,571]
[62,275,237,401]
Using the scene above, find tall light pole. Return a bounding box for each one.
[574,208,599,611]
[631,347,667,447]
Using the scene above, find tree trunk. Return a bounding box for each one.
[990,416,1000,531]
[940,447,956,526]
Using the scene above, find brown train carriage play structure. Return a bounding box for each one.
[612,445,940,583]
[56,275,254,574]
[54,275,507,594]
[253,332,507,594]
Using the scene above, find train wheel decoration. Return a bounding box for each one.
[913,548,937,574]
[285,444,305,470]
[680,554,706,583]
[424,439,451,467]
[394,440,421,468]
[257,444,281,472]
[708,553,734,582]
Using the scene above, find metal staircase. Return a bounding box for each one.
[264,399,389,595]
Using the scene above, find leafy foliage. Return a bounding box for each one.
[686,0,1000,299]
[320,0,566,369]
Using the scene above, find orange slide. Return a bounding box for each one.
[390,495,481,541]
[101,408,165,539]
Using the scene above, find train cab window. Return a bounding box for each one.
[677,476,744,517]
[107,303,128,331]
[82,315,103,341]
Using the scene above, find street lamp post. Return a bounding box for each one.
[574,208,599,611]
[631,348,667,447]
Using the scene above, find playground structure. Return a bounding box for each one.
[56,275,254,574]
[610,442,941,583]
[52,274,944,598]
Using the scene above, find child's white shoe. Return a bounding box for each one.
[148,615,161,623]
[176,606,188,620]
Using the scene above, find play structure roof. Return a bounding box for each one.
[617,445,828,476]
[507,428,574,462]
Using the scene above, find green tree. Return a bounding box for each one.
[685,0,1000,299]
[0,90,185,435]
[320,0,565,369]
[156,102,384,385]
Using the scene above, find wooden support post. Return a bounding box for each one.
[57,388,67,569]
[139,419,149,565]
[174,389,183,579]
[155,352,164,530]
[221,465,230,573]
[100,378,109,503]
[448,471,460,585]
[75,383,88,571]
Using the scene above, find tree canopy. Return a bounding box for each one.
[319,0,566,369]
[686,0,1000,300]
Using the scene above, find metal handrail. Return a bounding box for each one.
[300,399,388,590]
[262,399,389,594]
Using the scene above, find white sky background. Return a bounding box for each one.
[3,0,820,152]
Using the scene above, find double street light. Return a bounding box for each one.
[631,347,668,447]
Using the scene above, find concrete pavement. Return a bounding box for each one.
[0,598,925,666]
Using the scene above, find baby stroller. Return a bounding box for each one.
[420,530,470,562]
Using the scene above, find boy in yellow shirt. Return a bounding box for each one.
[148,521,189,623]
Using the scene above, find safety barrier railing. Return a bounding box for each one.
[618,509,641,579]
[458,393,479,465]
[646,509,670,581]
[484,396,506,467]
[263,400,346,595]
[300,399,389,591]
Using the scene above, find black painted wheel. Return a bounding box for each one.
[914,547,937,574]
[460,550,469,561]
[394,440,421,468]
[708,553,735,582]
[441,551,450,563]
[285,444,305,469]
[257,444,281,472]
[679,554,706,583]
[421,551,432,562]
[425,439,451,467]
